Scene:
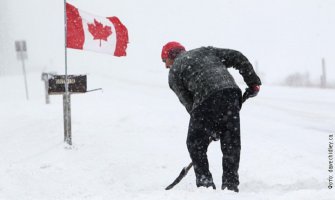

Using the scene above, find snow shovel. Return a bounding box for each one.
[165,92,251,190]
[165,140,213,190]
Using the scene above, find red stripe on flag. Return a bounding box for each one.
[66,3,85,49]
[107,17,129,57]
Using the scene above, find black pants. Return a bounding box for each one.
[187,89,242,187]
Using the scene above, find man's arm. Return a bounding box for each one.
[169,68,193,113]
[213,48,262,87]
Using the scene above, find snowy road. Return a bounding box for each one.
[0,70,334,200]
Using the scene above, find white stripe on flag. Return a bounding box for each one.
[79,10,117,54]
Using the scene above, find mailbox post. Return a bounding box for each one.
[48,74,87,145]
[41,72,51,104]
[63,94,72,144]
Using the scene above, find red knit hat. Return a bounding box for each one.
[161,41,186,60]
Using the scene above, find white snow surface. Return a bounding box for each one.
[0,63,334,199]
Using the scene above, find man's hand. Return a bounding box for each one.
[242,85,260,102]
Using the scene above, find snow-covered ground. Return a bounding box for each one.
[0,64,334,200]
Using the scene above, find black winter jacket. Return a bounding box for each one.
[168,46,261,113]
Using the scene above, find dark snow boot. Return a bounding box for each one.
[196,177,216,190]
[197,181,216,190]
[221,184,239,193]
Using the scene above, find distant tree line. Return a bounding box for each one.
[282,58,334,88]
[282,71,334,88]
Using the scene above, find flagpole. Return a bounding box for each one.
[63,0,72,145]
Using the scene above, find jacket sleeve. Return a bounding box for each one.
[168,67,194,113]
[213,47,262,87]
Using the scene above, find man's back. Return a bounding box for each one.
[169,46,239,112]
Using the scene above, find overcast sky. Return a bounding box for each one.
[1,0,334,84]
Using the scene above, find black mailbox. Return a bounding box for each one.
[48,75,87,94]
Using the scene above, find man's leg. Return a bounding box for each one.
[187,113,215,189]
[220,119,240,191]
[219,90,241,192]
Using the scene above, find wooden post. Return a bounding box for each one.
[45,80,50,104]
[41,73,50,104]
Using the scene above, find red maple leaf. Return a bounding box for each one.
[87,19,112,47]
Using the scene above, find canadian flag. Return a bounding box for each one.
[66,3,128,56]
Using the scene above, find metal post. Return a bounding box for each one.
[21,52,29,100]
[63,94,66,141]
[63,94,72,145]
[63,0,72,145]
[321,58,327,88]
